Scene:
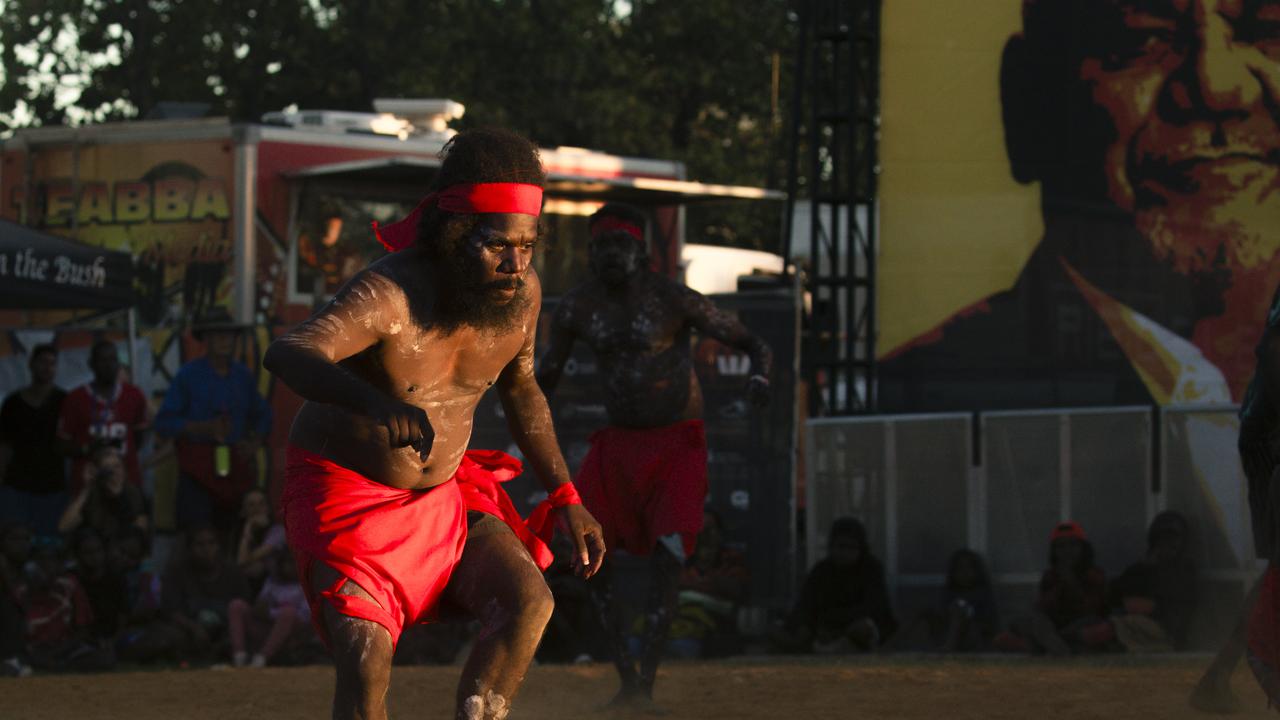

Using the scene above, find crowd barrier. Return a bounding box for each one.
[806,405,1255,649]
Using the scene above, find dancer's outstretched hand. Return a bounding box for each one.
[557,504,606,578]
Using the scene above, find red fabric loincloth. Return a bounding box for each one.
[574,419,707,557]
[455,448,580,571]
[1247,565,1280,707]
[283,446,575,648]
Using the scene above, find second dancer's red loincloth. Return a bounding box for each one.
[283,446,577,648]
[573,419,707,557]
[1248,565,1280,707]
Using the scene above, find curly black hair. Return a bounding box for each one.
[417,127,546,252]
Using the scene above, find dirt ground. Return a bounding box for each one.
[0,655,1275,720]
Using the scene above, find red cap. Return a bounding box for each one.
[1050,520,1087,542]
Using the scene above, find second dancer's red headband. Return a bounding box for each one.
[590,216,644,243]
[373,182,544,252]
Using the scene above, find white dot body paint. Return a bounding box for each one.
[484,690,509,720]
[461,695,484,720]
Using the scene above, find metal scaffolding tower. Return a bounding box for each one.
[782,0,881,416]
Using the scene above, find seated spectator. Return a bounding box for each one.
[234,488,286,594]
[666,510,749,659]
[57,444,148,542]
[12,544,114,672]
[773,516,896,653]
[0,521,33,676]
[936,549,999,651]
[885,548,999,653]
[228,548,311,668]
[995,521,1110,655]
[0,521,32,587]
[108,526,160,615]
[118,525,249,664]
[1106,511,1197,652]
[537,535,604,664]
[112,528,169,664]
[71,528,129,645]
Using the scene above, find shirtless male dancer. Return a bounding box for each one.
[264,128,605,720]
[537,203,771,707]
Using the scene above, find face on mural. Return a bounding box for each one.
[1064,0,1280,274]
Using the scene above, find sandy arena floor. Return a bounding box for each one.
[0,655,1275,719]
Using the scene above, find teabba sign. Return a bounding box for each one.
[15,172,232,227]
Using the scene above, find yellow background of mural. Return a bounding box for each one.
[878,0,1042,355]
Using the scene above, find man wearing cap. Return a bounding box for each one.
[537,202,772,707]
[155,308,272,534]
[264,128,605,720]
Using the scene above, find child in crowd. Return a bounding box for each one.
[1,522,33,676]
[163,525,250,662]
[886,548,999,653]
[775,516,896,653]
[234,488,286,595]
[669,510,749,658]
[1106,511,1198,652]
[936,549,999,651]
[119,525,249,664]
[57,444,148,543]
[228,547,309,667]
[996,520,1109,655]
[71,528,129,644]
[12,544,113,672]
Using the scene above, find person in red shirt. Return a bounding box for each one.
[58,340,149,493]
[994,521,1111,655]
[13,544,113,672]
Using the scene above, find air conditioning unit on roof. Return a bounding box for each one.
[261,98,464,140]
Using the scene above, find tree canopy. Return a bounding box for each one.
[1,0,795,232]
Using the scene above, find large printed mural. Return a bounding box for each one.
[877,0,1280,413]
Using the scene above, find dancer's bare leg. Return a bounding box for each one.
[446,513,554,720]
[310,562,394,720]
[637,540,683,701]
[590,557,642,701]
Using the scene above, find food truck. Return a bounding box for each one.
[0,100,796,605]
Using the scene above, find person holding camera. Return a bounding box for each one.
[57,444,148,543]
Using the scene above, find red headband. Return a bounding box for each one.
[590,216,644,243]
[373,182,544,252]
[1050,521,1087,542]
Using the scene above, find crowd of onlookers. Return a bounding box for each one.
[0,338,1204,677]
[775,511,1198,657]
[0,325,310,678]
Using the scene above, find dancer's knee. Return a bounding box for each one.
[501,576,554,633]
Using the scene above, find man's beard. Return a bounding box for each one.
[429,244,530,334]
